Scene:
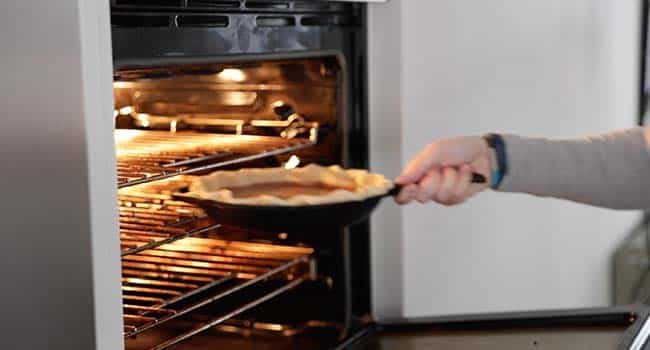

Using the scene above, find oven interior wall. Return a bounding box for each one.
[113,58,342,166]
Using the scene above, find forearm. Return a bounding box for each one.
[497,128,650,210]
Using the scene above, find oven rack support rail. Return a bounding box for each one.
[115,128,317,189]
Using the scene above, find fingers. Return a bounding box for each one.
[435,167,458,204]
[396,136,489,185]
[415,168,441,203]
[395,136,492,206]
[453,165,473,200]
[396,144,441,185]
[395,184,418,204]
[395,166,475,206]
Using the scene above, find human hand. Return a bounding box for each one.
[395,136,492,205]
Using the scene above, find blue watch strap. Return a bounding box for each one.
[483,133,508,189]
[490,169,502,189]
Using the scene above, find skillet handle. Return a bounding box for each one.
[387,184,403,197]
[471,172,487,184]
[387,172,486,197]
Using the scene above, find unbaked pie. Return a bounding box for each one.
[187,164,393,206]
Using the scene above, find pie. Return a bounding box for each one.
[187,164,393,206]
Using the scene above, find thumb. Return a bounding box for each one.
[396,144,441,184]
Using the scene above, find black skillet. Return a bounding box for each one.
[173,173,485,232]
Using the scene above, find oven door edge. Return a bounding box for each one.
[338,305,650,350]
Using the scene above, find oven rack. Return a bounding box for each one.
[115,130,315,189]
[149,279,306,350]
[118,187,315,347]
[119,190,218,256]
[122,236,314,344]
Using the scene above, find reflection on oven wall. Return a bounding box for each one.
[368,0,641,319]
[112,59,341,169]
[113,62,338,127]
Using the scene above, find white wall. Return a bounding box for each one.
[369,0,642,319]
[368,0,405,319]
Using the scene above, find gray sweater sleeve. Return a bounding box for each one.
[497,127,650,210]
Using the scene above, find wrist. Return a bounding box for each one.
[483,133,507,189]
[485,145,498,186]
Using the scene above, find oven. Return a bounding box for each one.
[111,2,372,348]
[3,1,650,349]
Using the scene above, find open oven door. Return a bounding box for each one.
[343,306,650,350]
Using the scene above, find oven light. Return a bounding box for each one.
[223,91,256,106]
[218,68,246,82]
[170,120,178,133]
[113,81,132,89]
[114,129,142,145]
[136,113,150,127]
[119,106,134,115]
[263,323,285,331]
[284,155,300,169]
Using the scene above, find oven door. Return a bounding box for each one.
[345,306,650,350]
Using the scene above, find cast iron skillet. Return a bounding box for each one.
[173,173,485,232]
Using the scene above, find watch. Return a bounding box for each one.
[483,133,508,189]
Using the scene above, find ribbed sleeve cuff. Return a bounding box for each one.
[497,134,543,193]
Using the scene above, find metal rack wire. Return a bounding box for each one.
[115,130,318,348]
[119,191,314,349]
[148,279,306,350]
[119,190,217,256]
[122,237,312,338]
[115,130,315,189]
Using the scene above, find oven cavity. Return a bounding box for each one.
[114,57,355,349]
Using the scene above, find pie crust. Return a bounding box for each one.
[187,164,394,206]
